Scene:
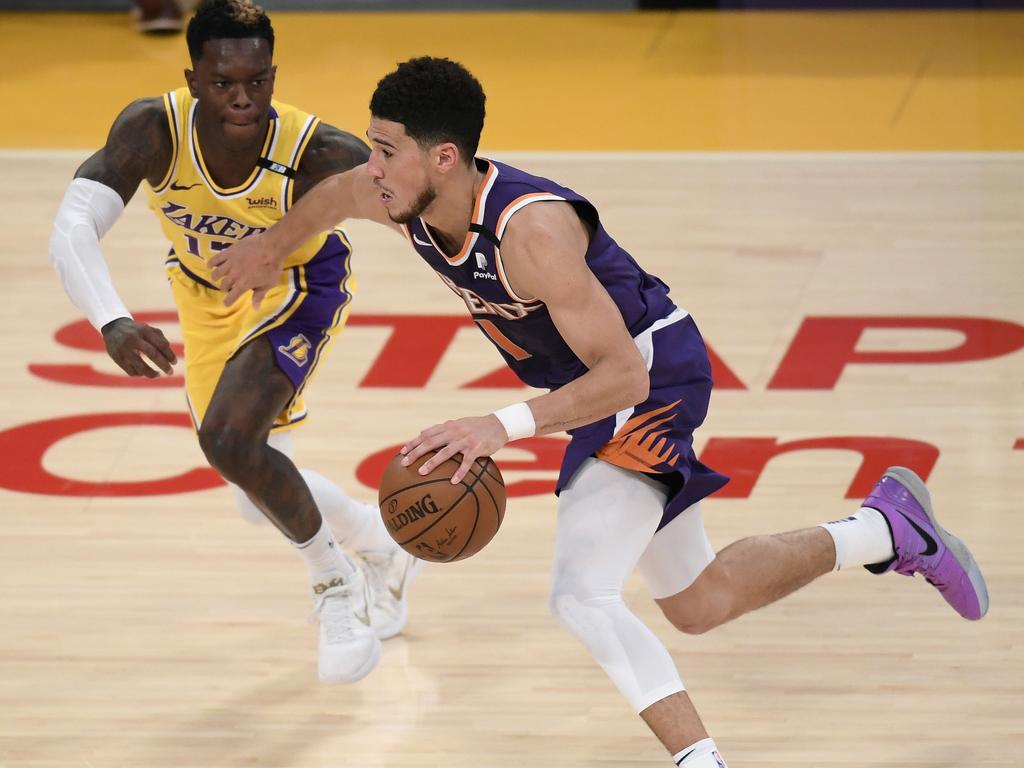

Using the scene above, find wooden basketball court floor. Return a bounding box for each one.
[1,10,1022,768]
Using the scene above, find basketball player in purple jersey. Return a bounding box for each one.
[48,0,422,686]
[212,57,989,766]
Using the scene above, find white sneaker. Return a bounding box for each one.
[359,546,425,640]
[311,570,381,684]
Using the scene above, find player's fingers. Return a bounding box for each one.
[400,425,442,462]
[131,345,162,378]
[210,262,231,283]
[154,329,178,365]
[401,438,432,466]
[118,351,149,378]
[113,357,138,377]
[418,441,460,475]
[252,288,267,310]
[223,285,246,307]
[139,331,176,373]
[451,452,478,485]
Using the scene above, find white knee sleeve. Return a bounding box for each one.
[550,459,686,713]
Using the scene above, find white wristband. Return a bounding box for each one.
[493,402,536,442]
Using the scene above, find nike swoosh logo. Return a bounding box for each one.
[388,559,411,601]
[170,182,201,191]
[899,510,939,556]
[675,748,695,766]
[412,233,433,247]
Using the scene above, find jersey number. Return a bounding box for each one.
[183,234,232,262]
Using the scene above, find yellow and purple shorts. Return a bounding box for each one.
[166,230,354,432]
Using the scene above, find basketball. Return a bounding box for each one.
[378,451,506,563]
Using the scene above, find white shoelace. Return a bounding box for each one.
[311,581,368,642]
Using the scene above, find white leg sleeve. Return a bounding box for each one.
[229,431,392,551]
[550,458,686,713]
[635,501,715,599]
[300,468,394,552]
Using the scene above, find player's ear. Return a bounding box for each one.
[434,142,460,174]
[184,68,198,98]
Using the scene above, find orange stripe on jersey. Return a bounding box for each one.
[476,319,532,361]
[595,400,682,473]
[436,161,499,266]
[492,192,564,303]
[494,192,564,241]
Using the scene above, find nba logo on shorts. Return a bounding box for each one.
[712,751,726,768]
[279,334,312,366]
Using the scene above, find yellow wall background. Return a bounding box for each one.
[3,10,1022,150]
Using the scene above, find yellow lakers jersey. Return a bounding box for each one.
[146,87,332,286]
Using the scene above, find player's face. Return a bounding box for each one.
[186,38,276,148]
[366,118,438,224]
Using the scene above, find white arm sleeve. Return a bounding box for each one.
[48,177,132,331]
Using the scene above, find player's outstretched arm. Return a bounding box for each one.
[210,147,397,307]
[49,98,177,378]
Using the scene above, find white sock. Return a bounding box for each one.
[300,469,395,553]
[673,738,727,766]
[293,520,356,584]
[819,507,895,571]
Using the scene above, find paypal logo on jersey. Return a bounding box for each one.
[473,252,498,281]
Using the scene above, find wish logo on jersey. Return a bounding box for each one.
[278,334,312,366]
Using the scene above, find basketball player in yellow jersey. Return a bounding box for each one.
[47,0,421,684]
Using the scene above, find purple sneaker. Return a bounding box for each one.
[863,466,989,621]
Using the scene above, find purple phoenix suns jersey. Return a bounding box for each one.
[401,159,728,528]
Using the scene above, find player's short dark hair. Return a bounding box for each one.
[370,57,486,163]
[186,0,274,63]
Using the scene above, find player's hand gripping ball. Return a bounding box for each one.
[378,451,506,562]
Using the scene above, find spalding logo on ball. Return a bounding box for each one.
[378,451,506,562]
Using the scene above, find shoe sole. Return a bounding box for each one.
[885,466,990,620]
[319,637,382,685]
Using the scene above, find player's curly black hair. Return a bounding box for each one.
[186,0,274,63]
[370,57,486,164]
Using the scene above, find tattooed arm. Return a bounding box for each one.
[49,98,177,377]
[75,97,174,203]
[292,122,370,201]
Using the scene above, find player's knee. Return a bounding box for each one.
[548,575,622,641]
[550,590,615,640]
[659,589,733,635]
[665,608,716,635]
[198,422,257,483]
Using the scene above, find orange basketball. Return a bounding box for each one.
[378,451,506,563]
